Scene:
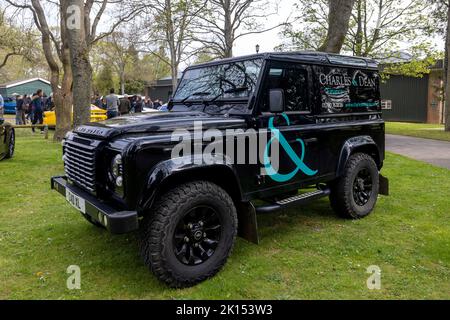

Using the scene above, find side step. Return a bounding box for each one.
[255,189,331,214]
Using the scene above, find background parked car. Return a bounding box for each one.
[142,106,161,113]
[3,97,17,114]
[43,105,107,128]
[158,104,169,112]
[0,118,15,160]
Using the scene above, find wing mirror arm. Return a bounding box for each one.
[168,96,174,111]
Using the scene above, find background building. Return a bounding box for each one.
[145,75,181,102]
[381,60,444,124]
[0,78,52,97]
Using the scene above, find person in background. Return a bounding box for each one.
[119,94,131,115]
[42,94,49,111]
[144,96,153,109]
[153,99,162,109]
[46,93,54,111]
[31,89,44,133]
[93,94,102,108]
[0,93,4,118]
[105,88,120,119]
[24,94,32,123]
[15,95,25,125]
[20,95,27,124]
[129,95,137,113]
[101,97,107,110]
[135,96,143,113]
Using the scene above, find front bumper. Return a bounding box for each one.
[51,176,139,234]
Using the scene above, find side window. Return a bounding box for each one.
[263,64,310,112]
[284,68,309,112]
[319,67,380,114]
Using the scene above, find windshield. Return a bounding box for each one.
[173,58,264,103]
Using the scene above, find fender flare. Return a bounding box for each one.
[336,135,381,177]
[138,154,243,212]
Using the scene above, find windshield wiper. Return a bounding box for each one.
[209,87,249,104]
[180,91,211,104]
[202,87,249,114]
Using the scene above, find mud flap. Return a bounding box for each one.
[379,174,389,196]
[237,202,259,245]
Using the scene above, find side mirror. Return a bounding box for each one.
[269,89,284,113]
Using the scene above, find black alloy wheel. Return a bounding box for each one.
[353,168,373,206]
[173,206,222,266]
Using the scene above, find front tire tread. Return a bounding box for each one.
[139,181,237,288]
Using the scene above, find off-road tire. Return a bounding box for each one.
[139,181,238,288]
[329,153,379,219]
[5,129,14,159]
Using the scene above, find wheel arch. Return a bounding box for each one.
[337,136,381,177]
[139,157,244,214]
[138,157,260,244]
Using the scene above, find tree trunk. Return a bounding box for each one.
[71,47,93,127]
[319,0,356,53]
[165,0,179,92]
[170,56,178,93]
[49,71,67,142]
[446,3,450,131]
[354,0,363,56]
[54,5,73,141]
[444,31,449,126]
[65,0,92,127]
[120,67,126,95]
[223,0,233,58]
[53,69,73,141]
[28,0,73,141]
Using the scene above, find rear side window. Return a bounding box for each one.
[262,63,310,113]
[283,67,309,112]
[318,67,380,113]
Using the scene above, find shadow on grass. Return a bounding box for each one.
[27,197,341,297]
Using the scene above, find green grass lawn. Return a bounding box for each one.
[386,122,450,142]
[0,131,449,300]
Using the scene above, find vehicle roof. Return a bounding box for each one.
[186,51,379,71]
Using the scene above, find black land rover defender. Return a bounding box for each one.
[51,52,389,287]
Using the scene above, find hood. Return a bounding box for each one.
[74,111,247,139]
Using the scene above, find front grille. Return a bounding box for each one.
[64,139,97,192]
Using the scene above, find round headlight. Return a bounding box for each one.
[111,154,123,179]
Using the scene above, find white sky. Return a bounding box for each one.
[233,0,445,57]
[4,0,445,73]
[233,0,297,56]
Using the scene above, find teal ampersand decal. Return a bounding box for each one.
[264,113,318,183]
